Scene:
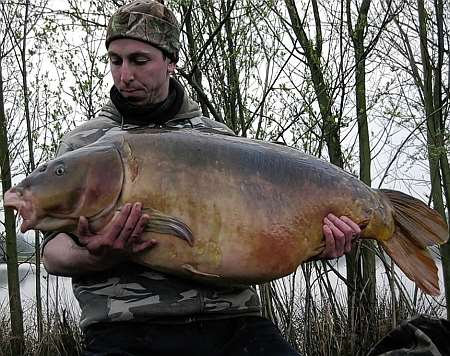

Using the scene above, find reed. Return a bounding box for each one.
[0,265,445,355]
[0,302,82,356]
[267,262,447,356]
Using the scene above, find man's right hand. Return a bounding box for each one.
[77,202,156,260]
[42,202,157,276]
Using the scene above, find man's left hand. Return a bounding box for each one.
[318,214,361,259]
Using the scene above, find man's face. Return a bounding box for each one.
[108,39,176,105]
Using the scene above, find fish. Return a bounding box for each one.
[4,128,448,295]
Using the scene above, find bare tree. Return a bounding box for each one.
[417,0,450,317]
[0,2,24,352]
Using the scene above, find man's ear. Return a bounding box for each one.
[168,62,176,75]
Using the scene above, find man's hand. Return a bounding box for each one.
[77,202,157,263]
[42,202,157,276]
[318,213,361,259]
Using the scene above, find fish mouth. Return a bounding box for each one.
[4,189,39,232]
[18,216,38,233]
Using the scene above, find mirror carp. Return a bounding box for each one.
[4,129,448,295]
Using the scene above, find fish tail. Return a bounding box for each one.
[378,189,448,296]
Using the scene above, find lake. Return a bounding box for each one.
[0,263,79,317]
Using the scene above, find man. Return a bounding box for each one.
[42,1,361,355]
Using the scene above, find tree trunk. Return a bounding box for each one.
[20,0,43,339]
[0,55,25,356]
[347,0,377,351]
[417,0,448,313]
[432,0,450,317]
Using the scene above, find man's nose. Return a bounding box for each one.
[120,62,134,83]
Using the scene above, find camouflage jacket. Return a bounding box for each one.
[44,93,261,331]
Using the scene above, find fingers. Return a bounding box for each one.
[339,215,361,252]
[339,215,361,235]
[111,203,150,251]
[109,203,134,245]
[76,202,153,260]
[321,224,337,258]
[79,202,143,244]
[130,213,150,239]
[114,203,138,247]
[321,214,361,259]
[132,239,158,254]
[76,216,91,246]
[323,215,346,255]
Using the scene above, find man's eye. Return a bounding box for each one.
[110,57,122,65]
[134,58,149,65]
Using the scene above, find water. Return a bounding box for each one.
[0,263,79,317]
[0,256,445,320]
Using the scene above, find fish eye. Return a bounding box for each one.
[54,165,65,176]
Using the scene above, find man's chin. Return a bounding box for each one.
[124,95,147,104]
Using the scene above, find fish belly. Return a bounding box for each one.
[106,129,384,283]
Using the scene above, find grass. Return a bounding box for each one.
[274,292,445,355]
[263,262,447,356]
[0,302,83,356]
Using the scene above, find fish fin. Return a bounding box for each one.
[380,189,448,247]
[379,189,448,296]
[143,209,194,246]
[381,232,440,295]
[182,264,221,278]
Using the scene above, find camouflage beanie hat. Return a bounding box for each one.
[105,0,180,62]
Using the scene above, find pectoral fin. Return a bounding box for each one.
[144,209,194,246]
